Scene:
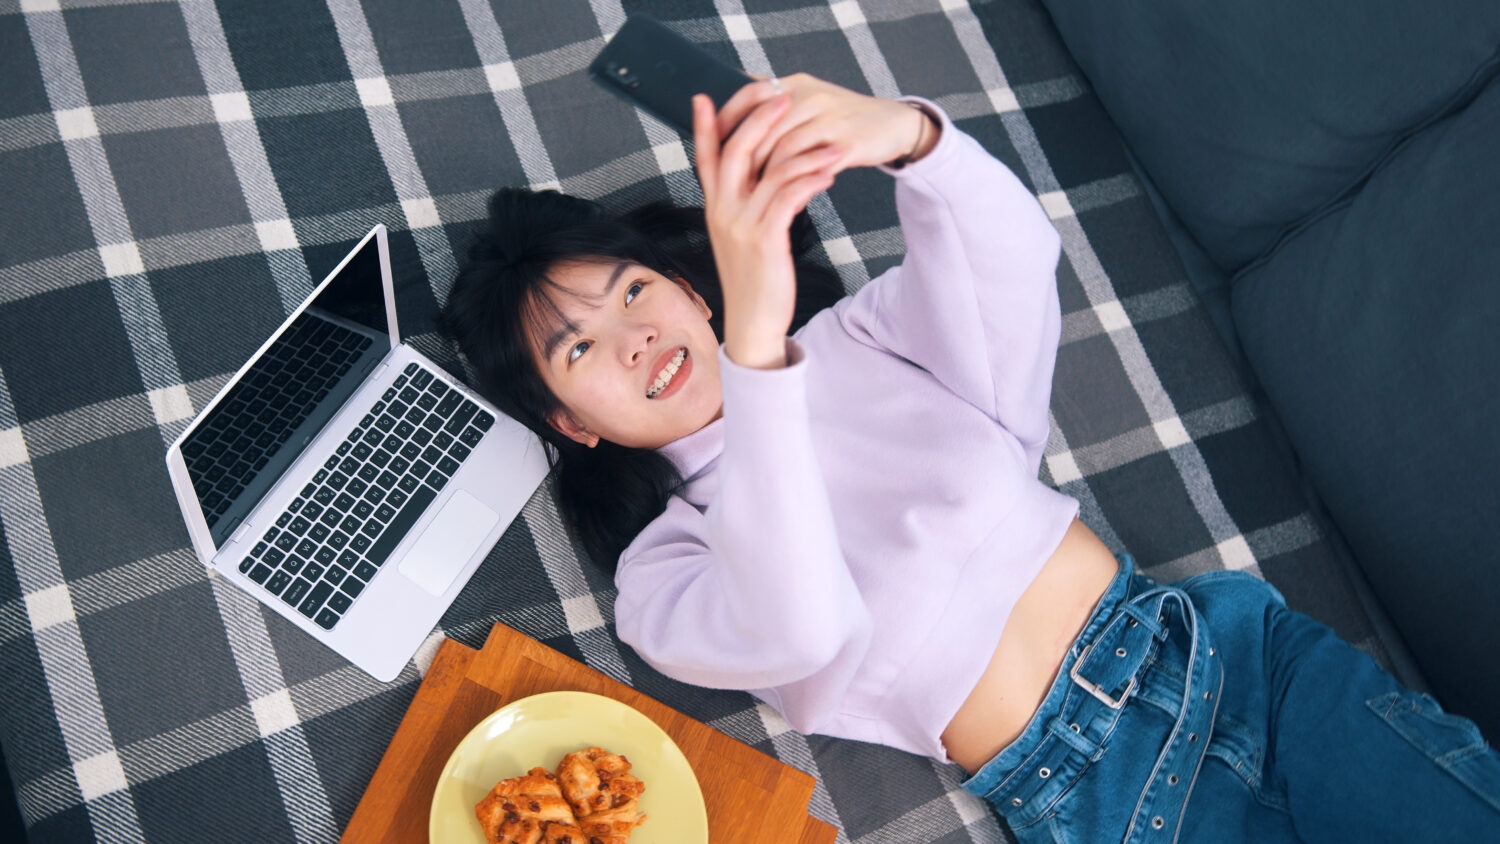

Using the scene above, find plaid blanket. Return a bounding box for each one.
[0,1,1389,841]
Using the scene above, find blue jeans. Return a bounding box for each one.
[961,555,1500,842]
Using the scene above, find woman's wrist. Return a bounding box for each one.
[724,325,789,370]
[887,102,941,168]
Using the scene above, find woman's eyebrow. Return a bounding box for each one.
[540,261,636,359]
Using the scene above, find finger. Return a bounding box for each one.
[763,120,838,175]
[691,94,722,201]
[716,79,781,139]
[761,168,837,232]
[718,94,791,193]
[750,104,816,178]
[745,144,842,222]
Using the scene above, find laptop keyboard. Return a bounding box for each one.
[183,317,372,529]
[237,361,494,631]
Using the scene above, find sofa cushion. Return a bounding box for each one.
[1232,77,1500,738]
[1039,0,1500,271]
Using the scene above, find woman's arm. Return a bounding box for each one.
[614,342,871,691]
[842,103,1064,474]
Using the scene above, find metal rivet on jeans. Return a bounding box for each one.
[1209,647,1215,655]
[1115,647,1127,658]
[1152,816,1165,830]
[1189,732,1198,742]
[1204,691,1213,700]
[1038,767,1051,779]
[1129,619,1138,627]
[1070,723,1081,733]
[1012,797,1023,807]
[1167,774,1179,786]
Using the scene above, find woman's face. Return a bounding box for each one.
[528,258,723,450]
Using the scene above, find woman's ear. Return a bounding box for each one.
[672,276,712,320]
[547,408,599,448]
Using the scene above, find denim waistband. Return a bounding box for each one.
[961,554,1225,842]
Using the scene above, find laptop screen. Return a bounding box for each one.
[181,234,393,547]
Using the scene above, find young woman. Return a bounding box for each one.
[443,73,1500,841]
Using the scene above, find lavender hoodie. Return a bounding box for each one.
[614,102,1080,762]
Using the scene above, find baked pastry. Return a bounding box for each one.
[474,767,575,844]
[556,747,647,843]
[476,748,646,844]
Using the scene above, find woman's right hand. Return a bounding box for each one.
[692,91,843,370]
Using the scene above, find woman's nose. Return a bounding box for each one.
[624,325,657,363]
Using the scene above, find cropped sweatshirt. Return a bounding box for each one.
[613,101,1080,763]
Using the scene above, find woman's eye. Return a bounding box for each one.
[625,281,644,304]
[568,340,590,363]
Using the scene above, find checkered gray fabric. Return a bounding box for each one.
[0,1,1389,842]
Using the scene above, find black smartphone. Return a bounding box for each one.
[589,14,754,136]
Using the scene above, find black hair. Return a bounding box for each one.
[441,187,844,571]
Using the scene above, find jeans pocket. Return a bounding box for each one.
[1367,691,1500,814]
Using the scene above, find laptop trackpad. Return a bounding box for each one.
[397,490,498,596]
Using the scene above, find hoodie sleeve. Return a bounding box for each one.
[613,341,871,692]
[839,99,1064,474]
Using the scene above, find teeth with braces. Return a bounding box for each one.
[647,348,687,398]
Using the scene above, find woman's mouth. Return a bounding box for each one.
[646,347,689,399]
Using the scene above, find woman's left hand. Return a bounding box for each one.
[713,74,940,177]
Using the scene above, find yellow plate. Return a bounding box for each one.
[430,690,708,843]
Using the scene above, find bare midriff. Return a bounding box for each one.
[940,519,1120,774]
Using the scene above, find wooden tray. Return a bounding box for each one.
[342,622,836,843]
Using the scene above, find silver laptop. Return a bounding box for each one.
[166,224,548,681]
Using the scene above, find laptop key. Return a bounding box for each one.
[340,515,361,535]
[314,608,340,630]
[361,485,385,505]
[275,534,297,552]
[383,434,402,453]
[333,493,356,513]
[352,442,372,460]
[475,411,494,431]
[411,369,433,389]
[295,538,317,558]
[283,555,305,575]
[382,387,397,402]
[421,445,443,465]
[302,563,325,582]
[397,475,420,493]
[377,470,399,490]
[328,531,349,550]
[342,578,365,598]
[313,486,336,505]
[276,512,292,528]
[427,472,449,491]
[337,549,359,568]
[298,582,333,618]
[375,503,396,522]
[336,441,351,456]
[410,460,431,480]
[416,393,437,411]
[248,563,273,584]
[434,391,463,418]
[325,566,348,588]
[370,449,391,468]
[328,471,349,489]
[399,387,420,404]
[251,541,268,558]
[389,456,410,475]
[386,489,408,508]
[429,380,449,399]
[434,432,454,450]
[444,402,478,434]
[314,546,336,565]
[364,483,436,569]
[309,523,330,543]
[263,547,286,566]
[396,421,415,439]
[360,520,382,538]
[339,457,360,475]
[411,427,433,446]
[313,469,328,484]
[437,456,461,477]
[345,477,368,497]
[400,442,421,460]
[282,579,311,607]
[289,516,311,535]
[265,571,292,596]
[351,534,372,553]
[323,455,339,471]
[319,509,340,528]
[354,500,374,519]
[403,362,418,375]
[448,443,471,462]
[328,591,353,614]
[459,426,482,447]
[354,561,379,581]
[239,556,256,574]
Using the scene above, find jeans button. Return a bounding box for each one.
[1011,797,1023,807]
[1038,767,1051,779]
[1152,816,1165,829]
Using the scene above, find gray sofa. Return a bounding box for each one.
[1039,0,1500,741]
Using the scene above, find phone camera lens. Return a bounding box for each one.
[616,65,630,76]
